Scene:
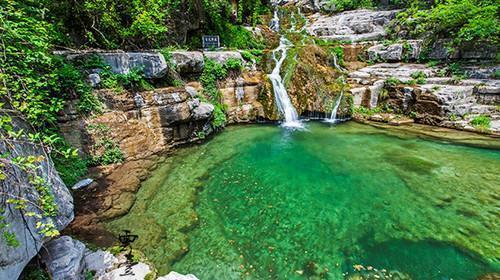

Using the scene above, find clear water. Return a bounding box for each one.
[107,122,500,279]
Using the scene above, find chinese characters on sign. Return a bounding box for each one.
[202,35,220,50]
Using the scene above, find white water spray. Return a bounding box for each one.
[328,90,343,123]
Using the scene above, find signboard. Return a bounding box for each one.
[202,35,220,50]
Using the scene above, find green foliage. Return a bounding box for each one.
[219,24,266,50]
[200,58,243,128]
[470,115,491,130]
[22,266,50,280]
[410,71,427,84]
[53,154,88,186]
[85,270,96,280]
[328,0,374,12]
[87,124,124,166]
[385,76,402,86]
[395,0,499,47]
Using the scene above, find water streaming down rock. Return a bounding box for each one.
[269,8,303,128]
[269,37,303,128]
[235,76,245,103]
[328,90,344,123]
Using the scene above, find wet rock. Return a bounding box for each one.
[307,9,399,42]
[41,236,86,280]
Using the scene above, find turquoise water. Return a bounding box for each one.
[108,122,500,279]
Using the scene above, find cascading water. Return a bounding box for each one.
[269,8,303,128]
[326,77,346,123]
[269,37,303,128]
[328,90,343,123]
[235,76,245,103]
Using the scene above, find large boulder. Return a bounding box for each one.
[368,40,422,62]
[41,236,86,280]
[307,9,399,42]
[0,114,74,280]
[62,51,169,79]
[171,51,204,75]
[203,51,244,65]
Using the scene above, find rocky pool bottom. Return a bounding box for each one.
[107,122,500,279]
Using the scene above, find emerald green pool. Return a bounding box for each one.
[108,122,500,279]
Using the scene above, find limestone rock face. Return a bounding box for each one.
[41,236,86,280]
[348,63,500,133]
[307,9,399,42]
[368,40,422,62]
[60,86,214,244]
[221,71,266,123]
[0,115,74,280]
[63,51,169,79]
[171,51,204,76]
[204,51,244,64]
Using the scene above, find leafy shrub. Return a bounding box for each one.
[87,124,125,166]
[470,115,491,129]
[385,76,402,87]
[410,71,427,84]
[394,0,499,47]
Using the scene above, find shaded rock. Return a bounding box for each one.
[171,51,204,75]
[0,114,74,280]
[41,236,86,280]
[191,102,214,120]
[88,73,101,87]
[307,9,399,42]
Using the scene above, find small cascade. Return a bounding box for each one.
[235,76,245,103]
[326,77,346,124]
[268,7,302,129]
[328,90,344,123]
[270,9,280,32]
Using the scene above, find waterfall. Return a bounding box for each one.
[326,77,346,123]
[270,9,280,32]
[269,37,302,128]
[268,7,302,128]
[235,76,245,103]
[327,90,343,123]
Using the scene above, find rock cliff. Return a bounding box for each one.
[0,113,74,279]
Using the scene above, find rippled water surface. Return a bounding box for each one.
[108,122,500,279]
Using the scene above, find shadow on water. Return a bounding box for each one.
[347,238,499,280]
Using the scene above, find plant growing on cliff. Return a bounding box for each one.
[87,123,125,166]
[200,58,243,129]
[470,115,491,131]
